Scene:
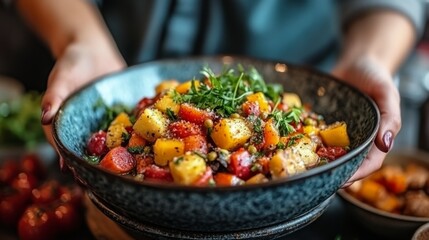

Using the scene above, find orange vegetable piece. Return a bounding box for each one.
[99,147,136,174]
[178,103,213,125]
[183,135,208,154]
[357,179,387,203]
[213,173,244,187]
[263,119,280,149]
[127,132,146,148]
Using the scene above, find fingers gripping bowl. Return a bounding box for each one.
[52,56,379,232]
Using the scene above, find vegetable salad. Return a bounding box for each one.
[85,66,350,186]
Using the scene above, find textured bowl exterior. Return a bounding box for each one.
[53,56,379,232]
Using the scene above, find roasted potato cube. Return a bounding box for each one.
[169,153,206,185]
[282,92,302,108]
[153,138,185,166]
[270,148,306,179]
[154,94,180,115]
[133,108,167,142]
[210,118,251,151]
[155,80,179,95]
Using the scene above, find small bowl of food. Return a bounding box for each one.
[338,149,429,240]
[52,56,379,238]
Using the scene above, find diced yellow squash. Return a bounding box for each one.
[155,80,179,95]
[110,112,133,128]
[154,94,180,115]
[319,121,350,147]
[169,153,206,185]
[210,118,251,151]
[246,92,270,113]
[106,124,128,149]
[133,108,168,142]
[245,173,268,185]
[175,80,200,94]
[303,125,319,136]
[282,93,302,108]
[153,138,185,166]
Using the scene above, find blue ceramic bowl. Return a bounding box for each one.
[53,56,379,233]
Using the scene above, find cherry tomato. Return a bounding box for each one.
[18,204,58,240]
[0,186,29,226]
[0,160,20,184]
[20,154,46,179]
[87,130,109,157]
[31,180,61,205]
[11,172,39,197]
[53,202,81,233]
[58,185,84,208]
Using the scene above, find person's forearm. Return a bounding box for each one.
[16,0,115,58]
[338,10,416,74]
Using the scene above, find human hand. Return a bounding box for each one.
[40,41,126,170]
[332,55,401,187]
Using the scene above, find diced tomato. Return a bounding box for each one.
[292,122,304,133]
[135,155,154,174]
[143,165,173,182]
[178,103,213,125]
[168,120,203,138]
[87,130,109,157]
[213,173,244,187]
[228,148,254,180]
[183,134,208,154]
[193,167,213,187]
[133,97,155,117]
[242,101,260,116]
[316,146,347,161]
[99,147,136,174]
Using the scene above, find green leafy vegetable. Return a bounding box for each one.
[0,92,45,148]
[176,65,283,117]
[269,107,303,136]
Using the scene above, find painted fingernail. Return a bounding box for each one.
[383,131,393,152]
[41,104,51,125]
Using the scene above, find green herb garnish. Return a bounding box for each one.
[269,107,303,136]
[177,66,283,117]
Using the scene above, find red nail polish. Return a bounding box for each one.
[41,105,51,125]
[383,131,393,152]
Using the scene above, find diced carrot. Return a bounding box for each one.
[183,135,208,154]
[178,103,213,125]
[143,165,173,182]
[99,147,136,174]
[213,173,244,187]
[127,132,146,148]
[263,119,280,149]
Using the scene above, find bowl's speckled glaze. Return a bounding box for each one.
[53,56,379,233]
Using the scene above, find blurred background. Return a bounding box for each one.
[0,1,428,153]
[0,1,428,240]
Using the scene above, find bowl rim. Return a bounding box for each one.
[52,55,380,192]
[337,148,429,222]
